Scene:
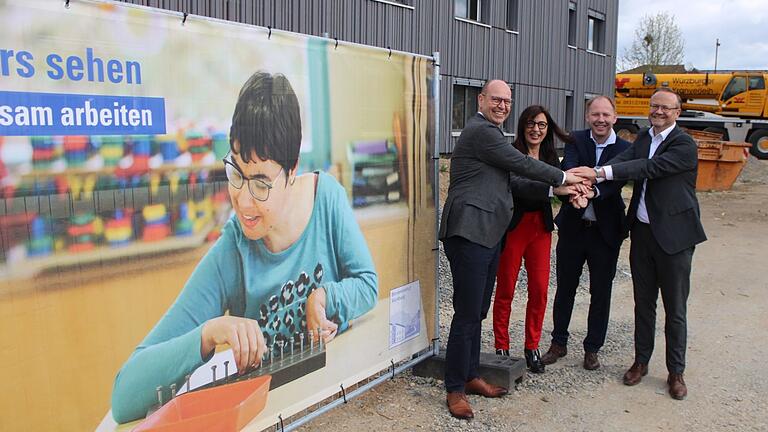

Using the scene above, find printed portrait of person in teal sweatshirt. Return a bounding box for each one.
[111,71,379,423]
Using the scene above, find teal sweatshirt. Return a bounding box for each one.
[111,172,378,423]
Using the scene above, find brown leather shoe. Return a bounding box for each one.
[667,373,687,400]
[623,362,648,385]
[583,351,600,370]
[541,342,567,365]
[446,392,474,419]
[465,377,508,398]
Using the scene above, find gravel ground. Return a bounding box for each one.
[298,156,768,432]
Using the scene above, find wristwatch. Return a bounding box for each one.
[593,166,604,179]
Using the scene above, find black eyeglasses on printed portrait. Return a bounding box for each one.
[222,153,282,202]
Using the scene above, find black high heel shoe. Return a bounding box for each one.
[524,349,545,374]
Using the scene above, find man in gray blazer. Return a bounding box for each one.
[571,88,707,401]
[439,79,583,419]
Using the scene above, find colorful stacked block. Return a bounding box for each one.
[174,202,194,237]
[27,216,53,257]
[67,213,100,253]
[98,136,125,166]
[185,131,211,163]
[30,137,57,170]
[63,136,89,168]
[104,209,133,247]
[142,204,170,242]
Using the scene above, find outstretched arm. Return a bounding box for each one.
[111,225,245,423]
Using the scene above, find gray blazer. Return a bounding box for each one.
[439,113,564,248]
[608,125,707,254]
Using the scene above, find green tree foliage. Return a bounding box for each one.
[620,12,685,71]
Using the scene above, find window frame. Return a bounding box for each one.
[567,2,577,47]
[586,9,606,53]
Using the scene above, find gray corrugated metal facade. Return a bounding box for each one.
[118,0,619,153]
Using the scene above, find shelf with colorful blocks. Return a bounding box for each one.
[0,131,234,281]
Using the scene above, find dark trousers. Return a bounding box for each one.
[630,222,693,374]
[442,235,501,393]
[552,224,621,353]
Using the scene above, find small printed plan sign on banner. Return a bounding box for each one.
[389,281,421,348]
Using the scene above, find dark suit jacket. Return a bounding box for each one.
[505,158,560,233]
[607,125,707,254]
[439,113,565,248]
[554,129,631,248]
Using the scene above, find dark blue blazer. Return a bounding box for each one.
[554,129,631,248]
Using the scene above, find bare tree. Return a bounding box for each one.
[620,12,685,72]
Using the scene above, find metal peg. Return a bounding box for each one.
[170,383,176,400]
[156,386,163,406]
[185,374,191,392]
[211,364,217,382]
[224,360,230,380]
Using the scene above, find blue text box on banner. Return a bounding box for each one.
[0,91,166,136]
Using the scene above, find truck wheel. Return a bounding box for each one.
[748,130,768,160]
[615,124,638,141]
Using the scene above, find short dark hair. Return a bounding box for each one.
[229,71,302,181]
[652,87,683,107]
[585,95,616,112]
[513,105,572,167]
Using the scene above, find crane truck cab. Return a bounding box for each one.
[615,71,768,159]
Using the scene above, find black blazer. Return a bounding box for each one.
[439,113,565,248]
[505,157,561,233]
[554,129,631,248]
[607,125,707,254]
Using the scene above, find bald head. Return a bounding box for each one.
[478,79,512,126]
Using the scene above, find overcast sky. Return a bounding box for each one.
[617,0,768,70]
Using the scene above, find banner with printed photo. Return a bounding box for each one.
[0,1,437,430]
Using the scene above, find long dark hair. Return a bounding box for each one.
[513,105,572,167]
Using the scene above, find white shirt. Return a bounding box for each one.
[604,123,676,224]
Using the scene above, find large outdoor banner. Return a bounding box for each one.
[0,1,437,430]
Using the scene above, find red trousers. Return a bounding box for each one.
[493,211,552,351]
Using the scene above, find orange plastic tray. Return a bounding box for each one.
[134,375,271,432]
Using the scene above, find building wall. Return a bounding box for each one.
[118,0,619,153]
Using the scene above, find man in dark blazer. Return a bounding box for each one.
[542,96,631,371]
[439,79,583,419]
[571,88,706,400]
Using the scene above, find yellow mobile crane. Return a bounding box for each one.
[614,71,768,159]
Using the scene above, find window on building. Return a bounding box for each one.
[565,91,574,132]
[455,0,483,22]
[452,84,481,130]
[568,2,577,46]
[587,10,605,53]
[506,0,518,31]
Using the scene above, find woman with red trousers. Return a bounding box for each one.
[493,105,572,373]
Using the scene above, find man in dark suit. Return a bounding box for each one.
[541,96,631,371]
[439,79,584,419]
[570,88,707,400]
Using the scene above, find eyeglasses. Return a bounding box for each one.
[483,94,512,107]
[525,121,548,130]
[649,103,680,113]
[223,154,282,202]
